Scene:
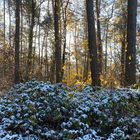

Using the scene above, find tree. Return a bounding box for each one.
[14,0,20,83]
[86,0,100,86]
[8,0,12,48]
[62,0,69,79]
[96,0,102,76]
[120,0,127,86]
[54,0,62,83]
[125,0,137,86]
[26,0,36,81]
[3,0,5,46]
[2,0,6,78]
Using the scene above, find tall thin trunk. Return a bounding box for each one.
[96,0,102,75]
[14,0,20,84]
[68,32,71,81]
[50,0,55,83]
[3,0,5,45]
[54,0,62,83]
[3,0,6,78]
[26,0,35,81]
[45,32,49,80]
[38,0,41,66]
[38,25,41,66]
[74,24,78,76]
[50,56,55,83]
[45,0,50,81]
[62,0,69,79]
[40,35,46,76]
[20,0,23,80]
[125,0,137,86]
[83,4,89,82]
[20,0,23,55]
[86,0,100,86]
[105,22,108,73]
[121,32,126,86]
[120,9,127,87]
[8,0,12,48]
[33,23,38,75]
[83,46,87,81]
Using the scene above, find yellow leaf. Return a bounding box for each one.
[114,81,117,85]
[104,81,108,85]
[129,56,131,60]
[62,65,66,70]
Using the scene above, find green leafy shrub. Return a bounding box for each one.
[0,81,139,139]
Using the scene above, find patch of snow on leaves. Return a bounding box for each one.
[0,80,139,139]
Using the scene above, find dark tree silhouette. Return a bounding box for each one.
[125,0,137,86]
[86,0,100,86]
[54,0,62,83]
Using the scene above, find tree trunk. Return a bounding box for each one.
[14,0,20,84]
[20,0,23,79]
[3,0,5,45]
[105,22,108,73]
[40,34,46,79]
[50,56,55,83]
[45,32,49,80]
[8,0,12,48]
[26,0,35,81]
[38,1,41,66]
[83,6,89,82]
[62,0,69,79]
[120,10,127,87]
[121,32,125,86]
[125,0,137,86]
[86,0,100,86]
[3,0,6,78]
[54,0,62,83]
[68,32,71,81]
[74,24,79,76]
[96,0,102,75]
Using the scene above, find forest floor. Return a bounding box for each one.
[0,81,139,140]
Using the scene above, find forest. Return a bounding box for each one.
[0,0,139,139]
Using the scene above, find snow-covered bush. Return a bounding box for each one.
[0,80,139,139]
[0,81,77,139]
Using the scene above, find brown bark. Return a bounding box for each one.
[14,0,20,84]
[54,0,62,83]
[62,0,69,79]
[96,0,102,75]
[86,0,100,86]
[26,0,36,81]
